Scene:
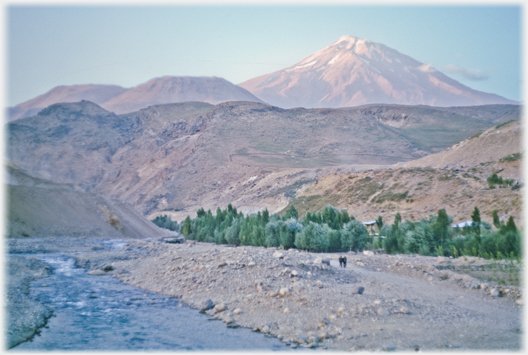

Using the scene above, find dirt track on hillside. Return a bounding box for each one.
[8,236,522,351]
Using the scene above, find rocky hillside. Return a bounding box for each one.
[6,100,520,222]
[240,35,517,109]
[6,164,171,239]
[283,120,522,225]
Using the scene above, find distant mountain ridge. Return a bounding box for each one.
[7,76,265,120]
[101,76,265,114]
[8,84,127,121]
[239,35,517,108]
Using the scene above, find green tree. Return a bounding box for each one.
[341,220,368,252]
[323,224,341,251]
[181,216,192,238]
[283,205,299,220]
[280,219,303,249]
[265,220,283,247]
[294,222,329,252]
[225,218,241,246]
[505,216,517,233]
[492,209,501,229]
[322,205,340,230]
[340,210,351,225]
[471,207,481,242]
[375,215,383,232]
[433,209,450,247]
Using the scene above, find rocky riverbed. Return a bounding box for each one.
[7,236,523,351]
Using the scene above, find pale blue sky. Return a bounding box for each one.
[6,4,522,106]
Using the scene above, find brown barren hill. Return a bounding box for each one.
[284,120,522,226]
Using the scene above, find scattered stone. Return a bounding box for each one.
[319,318,331,328]
[377,308,390,316]
[233,308,242,315]
[102,265,114,272]
[218,262,227,268]
[214,303,227,312]
[490,289,501,297]
[291,270,298,277]
[279,287,290,297]
[357,287,365,295]
[297,335,308,344]
[283,308,290,314]
[261,325,270,333]
[248,261,256,267]
[383,345,396,351]
[292,282,306,293]
[467,281,479,289]
[88,269,107,276]
[515,299,523,306]
[322,258,330,266]
[400,307,410,314]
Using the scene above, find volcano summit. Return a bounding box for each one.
[239,35,517,108]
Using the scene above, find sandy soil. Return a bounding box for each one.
[7,236,522,351]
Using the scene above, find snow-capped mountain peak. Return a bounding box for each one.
[239,35,516,108]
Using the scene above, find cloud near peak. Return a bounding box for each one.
[441,64,491,81]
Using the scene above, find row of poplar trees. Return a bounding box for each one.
[173,204,520,259]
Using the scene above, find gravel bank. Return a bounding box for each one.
[81,239,523,351]
[7,237,523,351]
[6,256,53,349]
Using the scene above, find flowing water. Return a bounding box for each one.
[12,247,291,351]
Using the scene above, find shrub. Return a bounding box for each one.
[487,173,514,189]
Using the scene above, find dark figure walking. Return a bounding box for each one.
[338,256,343,267]
[343,256,347,268]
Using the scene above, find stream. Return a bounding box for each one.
[12,245,291,351]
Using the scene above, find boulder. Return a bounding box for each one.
[200,299,215,313]
[273,252,284,259]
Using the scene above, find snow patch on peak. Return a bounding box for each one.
[328,54,340,65]
[286,60,317,72]
[335,35,358,44]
